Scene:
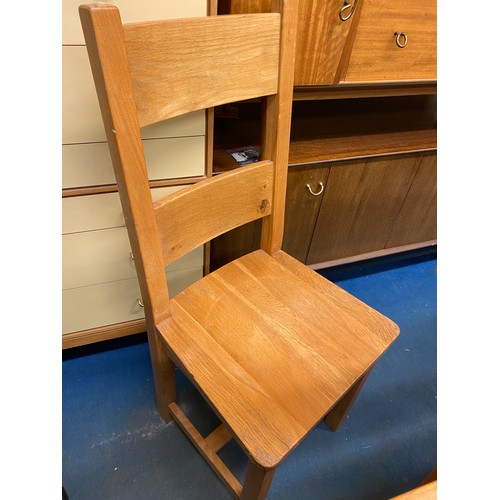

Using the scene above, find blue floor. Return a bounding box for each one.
[62,250,437,500]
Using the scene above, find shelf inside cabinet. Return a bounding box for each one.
[213,94,436,173]
[288,129,436,166]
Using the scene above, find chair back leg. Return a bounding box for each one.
[324,367,372,432]
[149,334,177,421]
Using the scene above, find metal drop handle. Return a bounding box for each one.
[339,0,358,22]
[394,32,408,48]
[306,182,324,196]
[137,298,144,308]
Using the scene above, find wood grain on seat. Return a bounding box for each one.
[157,249,399,468]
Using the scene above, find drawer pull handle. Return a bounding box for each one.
[394,32,408,48]
[137,298,144,308]
[306,182,324,196]
[130,251,134,261]
[339,0,358,21]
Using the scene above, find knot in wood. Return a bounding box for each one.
[259,199,270,213]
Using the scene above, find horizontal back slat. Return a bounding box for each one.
[123,14,281,126]
[154,161,274,266]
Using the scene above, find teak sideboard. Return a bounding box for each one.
[62,0,436,348]
[211,0,436,271]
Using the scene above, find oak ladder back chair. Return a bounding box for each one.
[79,2,400,498]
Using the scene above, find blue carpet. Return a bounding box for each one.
[62,250,437,499]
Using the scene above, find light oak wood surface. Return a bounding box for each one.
[254,0,299,258]
[154,161,274,266]
[80,3,177,419]
[158,249,399,468]
[124,14,280,125]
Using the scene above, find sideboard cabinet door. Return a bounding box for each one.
[343,0,436,83]
[306,154,422,264]
[385,152,437,248]
[282,164,331,262]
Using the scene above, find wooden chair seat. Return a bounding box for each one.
[158,249,399,469]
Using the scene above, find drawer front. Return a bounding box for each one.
[62,277,143,334]
[294,0,360,85]
[62,186,180,234]
[62,227,134,289]
[62,46,205,144]
[62,266,203,334]
[62,226,203,290]
[63,0,207,45]
[62,136,205,189]
[344,0,436,82]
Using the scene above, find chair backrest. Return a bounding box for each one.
[79,1,298,324]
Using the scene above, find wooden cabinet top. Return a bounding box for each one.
[220,0,437,87]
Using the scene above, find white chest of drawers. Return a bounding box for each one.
[62,0,208,347]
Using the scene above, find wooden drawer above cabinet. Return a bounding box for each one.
[343,0,436,83]
[220,0,436,86]
[220,0,363,86]
[294,0,362,86]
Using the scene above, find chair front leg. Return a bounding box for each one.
[240,460,276,500]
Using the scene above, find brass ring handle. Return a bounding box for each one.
[339,0,358,22]
[137,298,144,308]
[306,182,324,196]
[394,32,408,48]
